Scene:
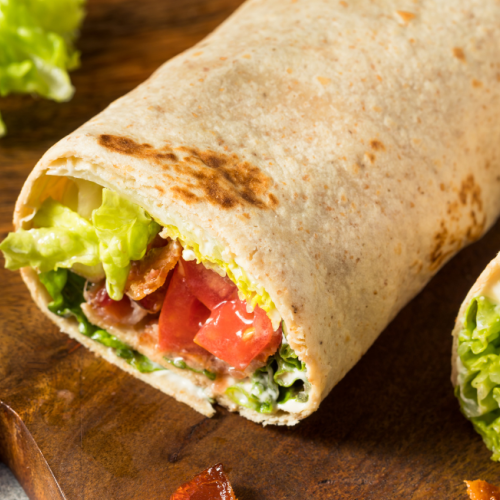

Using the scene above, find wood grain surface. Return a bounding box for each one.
[1,1,500,499]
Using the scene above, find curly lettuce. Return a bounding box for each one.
[0,0,85,136]
[226,364,280,414]
[456,295,500,460]
[0,197,100,272]
[0,188,160,300]
[226,322,309,413]
[92,189,160,300]
[40,268,164,373]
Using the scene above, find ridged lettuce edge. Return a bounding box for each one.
[456,295,500,460]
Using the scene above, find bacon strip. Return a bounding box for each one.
[466,480,500,500]
[84,281,148,326]
[126,239,182,301]
[170,463,237,500]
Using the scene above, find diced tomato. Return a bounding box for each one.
[254,309,283,363]
[157,258,281,369]
[194,300,279,370]
[158,265,211,354]
[182,258,238,310]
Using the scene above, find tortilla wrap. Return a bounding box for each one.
[9,0,500,425]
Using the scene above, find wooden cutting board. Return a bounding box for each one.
[1,1,500,498]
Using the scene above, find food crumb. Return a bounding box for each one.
[465,479,500,500]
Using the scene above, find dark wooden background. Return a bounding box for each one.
[1,1,500,498]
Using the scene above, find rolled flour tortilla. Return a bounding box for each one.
[452,254,500,460]
[5,0,500,425]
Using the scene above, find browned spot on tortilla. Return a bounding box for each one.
[169,147,276,209]
[395,10,415,24]
[459,174,483,212]
[467,210,484,241]
[365,152,376,164]
[446,200,460,220]
[452,47,466,63]
[268,193,279,207]
[370,139,386,152]
[472,79,483,88]
[429,222,455,270]
[170,187,200,203]
[98,134,178,163]
[155,185,166,194]
[197,151,227,169]
[429,175,485,271]
[410,259,423,274]
[163,153,178,162]
[97,135,277,209]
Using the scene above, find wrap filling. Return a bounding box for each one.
[0,178,310,414]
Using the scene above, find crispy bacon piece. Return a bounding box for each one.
[466,480,500,500]
[85,281,148,326]
[137,280,170,313]
[125,239,181,301]
[170,463,237,500]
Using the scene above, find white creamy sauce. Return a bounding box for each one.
[182,249,197,261]
[277,398,306,413]
[147,367,211,402]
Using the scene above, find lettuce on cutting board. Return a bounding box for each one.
[0,0,85,136]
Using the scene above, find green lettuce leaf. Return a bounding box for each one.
[39,268,164,373]
[0,189,160,300]
[456,295,500,460]
[0,197,100,272]
[226,322,309,413]
[92,189,160,300]
[226,364,279,414]
[164,356,216,380]
[0,0,85,136]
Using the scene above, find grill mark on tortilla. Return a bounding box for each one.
[97,134,277,209]
[98,134,178,163]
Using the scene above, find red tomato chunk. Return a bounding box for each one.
[156,258,281,369]
[182,259,238,309]
[158,264,211,355]
[194,301,277,370]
